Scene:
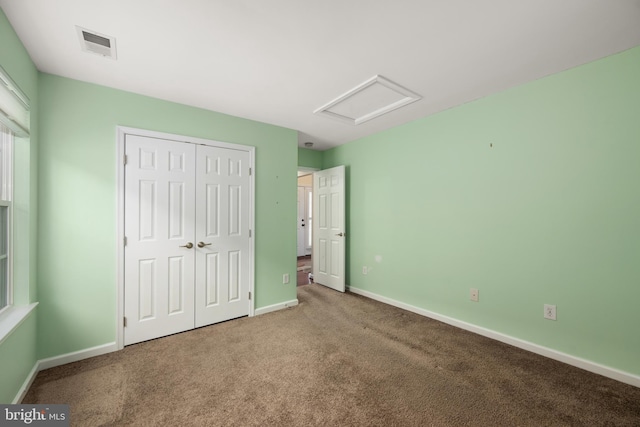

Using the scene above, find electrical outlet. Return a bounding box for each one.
[283,273,289,284]
[362,266,368,275]
[470,288,479,302]
[544,304,556,320]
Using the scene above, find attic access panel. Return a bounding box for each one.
[314,75,421,125]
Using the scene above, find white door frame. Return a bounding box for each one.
[297,186,306,257]
[298,167,318,258]
[296,184,313,256]
[298,167,319,175]
[116,126,256,350]
[303,186,313,255]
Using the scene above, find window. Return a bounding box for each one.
[0,124,12,311]
[0,65,29,313]
[0,65,30,138]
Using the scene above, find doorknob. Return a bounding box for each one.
[197,242,212,248]
[180,242,194,249]
[335,232,345,237]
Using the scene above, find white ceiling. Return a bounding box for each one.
[2,1,640,151]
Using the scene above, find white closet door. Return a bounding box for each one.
[124,135,196,345]
[195,145,251,327]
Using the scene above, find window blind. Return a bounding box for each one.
[0,65,30,137]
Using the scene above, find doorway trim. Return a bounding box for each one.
[297,168,317,258]
[297,167,319,176]
[116,126,256,350]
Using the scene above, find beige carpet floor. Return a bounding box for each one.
[24,284,640,426]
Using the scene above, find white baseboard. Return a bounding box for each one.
[12,342,118,403]
[12,363,39,404]
[347,286,640,388]
[38,342,118,371]
[255,299,299,316]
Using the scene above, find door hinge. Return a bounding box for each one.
[249,167,252,176]
[249,229,252,238]
[123,317,127,327]
[123,236,127,246]
[123,155,128,165]
[248,292,252,300]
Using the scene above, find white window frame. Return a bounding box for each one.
[0,66,36,350]
[0,65,30,138]
[0,125,13,314]
[0,63,24,315]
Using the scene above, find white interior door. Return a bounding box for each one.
[312,165,345,292]
[195,145,251,327]
[124,135,196,345]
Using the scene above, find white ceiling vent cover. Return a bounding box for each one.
[314,75,421,125]
[76,26,117,59]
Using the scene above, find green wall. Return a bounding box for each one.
[323,46,640,375]
[0,8,39,402]
[298,147,323,169]
[37,74,298,359]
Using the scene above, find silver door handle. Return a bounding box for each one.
[335,232,345,237]
[180,242,194,249]
[197,242,212,248]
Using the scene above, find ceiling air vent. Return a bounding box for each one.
[76,26,117,59]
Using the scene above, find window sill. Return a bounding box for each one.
[0,303,38,346]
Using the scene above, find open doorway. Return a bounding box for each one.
[297,169,316,286]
